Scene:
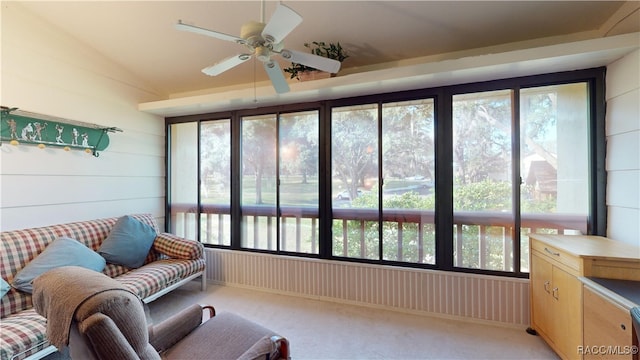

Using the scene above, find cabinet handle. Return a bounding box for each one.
[544,247,560,256]
[544,280,551,293]
[552,287,559,300]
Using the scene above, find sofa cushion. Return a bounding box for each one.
[99,216,157,269]
[12,237,106,293]
[0,308,49,360]
[114,258,205,300]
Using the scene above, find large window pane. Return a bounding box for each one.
[241,114,277,250]
[279,111,320,254]
[332,104,379,260]
[453,90,514,271]
[200,120,231,246]
[169,122,198,240]
[519,83,589,272]
[382,99,436,264]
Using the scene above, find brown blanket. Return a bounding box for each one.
[32,266,138,349]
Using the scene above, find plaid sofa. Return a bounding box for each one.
[0,214,206,360]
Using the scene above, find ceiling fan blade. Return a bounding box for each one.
[263,60,290,94]
[280,49,342,74]
[261,4,303,44]
[176,20,244,44]
[202,54,252,76]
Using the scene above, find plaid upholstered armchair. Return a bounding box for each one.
[32,266,289,360]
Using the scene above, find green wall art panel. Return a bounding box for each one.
[1,107,121,155]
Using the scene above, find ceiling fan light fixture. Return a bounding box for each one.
[255,46,271,62]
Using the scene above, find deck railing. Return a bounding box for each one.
[169,203,586,272]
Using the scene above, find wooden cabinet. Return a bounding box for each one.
[529,234,640,360]
[531,253,553,339]
[583,286,633,359]
[530,244,583,359]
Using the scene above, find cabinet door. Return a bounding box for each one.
[583,286,632,359]
[531,253,554,339]
[552,265,583,360]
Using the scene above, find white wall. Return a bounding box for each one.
[0,3,166,231]
[606,49,640,247]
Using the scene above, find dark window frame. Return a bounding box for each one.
[165,67,606,278]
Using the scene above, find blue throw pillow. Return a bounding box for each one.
[12,237,106,293]
[1,278,10,298]
[98,215,157,268]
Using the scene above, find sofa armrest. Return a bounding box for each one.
[148,303,204,352]
[153,232,204,260]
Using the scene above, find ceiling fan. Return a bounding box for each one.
[176,2,342,94]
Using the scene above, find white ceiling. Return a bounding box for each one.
[16,0,639,102]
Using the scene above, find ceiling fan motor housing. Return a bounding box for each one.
[241,21,267,48]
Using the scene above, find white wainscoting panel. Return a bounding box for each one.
[206,249,530,327]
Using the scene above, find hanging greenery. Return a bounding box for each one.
[283,42,349,80]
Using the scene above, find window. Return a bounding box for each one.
[168,122,198,240]
[382,100,435,264]
[519,83,590,271]
[330,99,436,264]
[241,114,277,250]
[240,111,320,253]
[331,104,379,260]
[200,119,231,246]
[279,111,320,254]
[166,68,605,278]
[452,89,514,271]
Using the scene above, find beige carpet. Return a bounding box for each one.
[145,280,559,360]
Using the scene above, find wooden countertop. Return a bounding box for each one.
[530,234,640,261]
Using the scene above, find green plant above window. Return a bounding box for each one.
[283,42,349,80]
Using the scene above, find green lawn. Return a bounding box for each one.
[201,176,432,205]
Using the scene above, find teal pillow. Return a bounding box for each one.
[98,215,157,268]
[1,278,10,298]
[12,237,106,293]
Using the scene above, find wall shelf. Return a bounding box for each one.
[1,106,122,157]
